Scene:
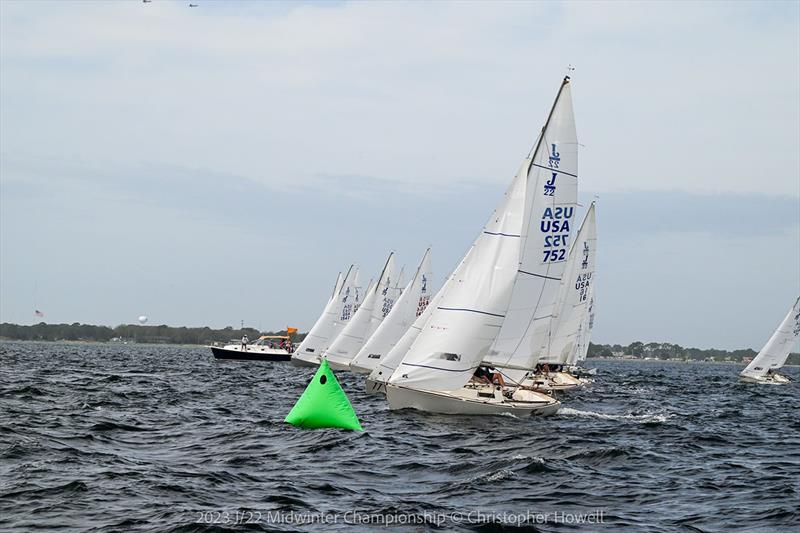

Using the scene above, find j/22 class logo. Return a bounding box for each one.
[544,144,559,196]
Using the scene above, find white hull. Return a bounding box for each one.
[365,377,387,395]
[524,371,586,391]
[739,372,791,385]
[386,384,560,416]
[290,356,319,368]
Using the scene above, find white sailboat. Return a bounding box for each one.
[324,252,400,370]
[351,248,433,374]
[526,202,597,391]
[739,297,800,384]
[291,265,360,367]
[567,283,597,376]
[385,75,578,416]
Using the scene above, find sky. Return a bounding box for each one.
[1,0,798,351]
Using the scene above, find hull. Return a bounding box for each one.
[386,384,560,417]
[365,377,387,396]
[524,371,585,391]
[739,372,791,385]
[211,346,291,362]
[290,356,319,368]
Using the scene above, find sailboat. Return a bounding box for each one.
[566,283,597,377]
[385,75,578,416]
[739,296,800,384]
[351,248,433,375]
[324,252,401,371]
[526,202,597,391]
[291,265,361,367]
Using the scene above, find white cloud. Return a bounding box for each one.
[1,0,798,198]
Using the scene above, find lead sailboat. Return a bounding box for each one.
[739,297,800,384]
[291,265,361,367]
[385,75,578,416]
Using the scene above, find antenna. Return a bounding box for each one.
[565,64,575,80]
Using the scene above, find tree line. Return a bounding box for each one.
[0,322,306,346]
[586,340,800,365]
[1,323,796,365]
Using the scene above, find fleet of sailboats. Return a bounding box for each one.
[277,73,795,421]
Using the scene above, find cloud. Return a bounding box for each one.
[1,0,797,196]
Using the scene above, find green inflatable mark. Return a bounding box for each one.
[284,358,363,431]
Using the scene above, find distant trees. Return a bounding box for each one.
[0,323,307,346]
[586,340,797,365]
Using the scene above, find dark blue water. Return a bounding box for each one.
[1,341,798,532]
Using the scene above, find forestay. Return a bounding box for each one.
[740,297,800,379]
[292,266,359,365]
[324,253,398,367]
[484,77,579,372]
[351,248,433,373]
[540,202,597,364]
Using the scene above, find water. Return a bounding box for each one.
[1,341,798,532]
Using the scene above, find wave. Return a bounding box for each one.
[558,406,672,423]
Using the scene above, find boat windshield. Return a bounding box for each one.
[252,336,290,348]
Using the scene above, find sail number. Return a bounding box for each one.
[540,206,573,263]
[575,272,592,302]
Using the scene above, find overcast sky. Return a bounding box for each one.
[1,0,798,351]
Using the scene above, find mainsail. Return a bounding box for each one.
[570,283,595,366]
[740,296,800,379]
[351,248,433,373]
[292,265,359,365]
[484,76,579,372]
[540,202,597,364]
[324,253,398,367]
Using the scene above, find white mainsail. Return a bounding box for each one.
[740,296,800,379]
[388,76,577,392]
[540,202,597,364]
[324,253,398,368]
[484,77,579,372]
[351,248,433,373]
[292,265,359,365]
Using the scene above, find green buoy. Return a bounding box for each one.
[284,358,363,431]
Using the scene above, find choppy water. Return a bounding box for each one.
[1,341,798,532]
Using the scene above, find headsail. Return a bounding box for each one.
[351,248,433,373]
[540,202,597,364]
[292,265,358,365]
[484,76,579,372]
[324,253,398,367]
[387,156,528,391]
[740,297,800,379]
